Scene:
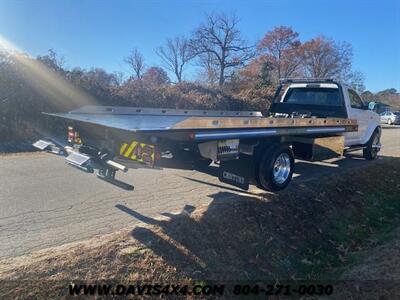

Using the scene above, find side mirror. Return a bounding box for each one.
[368,101,376,111]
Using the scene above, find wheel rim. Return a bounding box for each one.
[273,153,291,184]
[371,134,380,156]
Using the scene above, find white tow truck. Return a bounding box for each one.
[33,79,381,192]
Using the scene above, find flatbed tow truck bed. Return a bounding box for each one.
[34,79,379,192]
[45,106,358,142]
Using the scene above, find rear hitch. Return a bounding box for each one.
[33,139,133,191]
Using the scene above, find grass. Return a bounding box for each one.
[289,174,400,280]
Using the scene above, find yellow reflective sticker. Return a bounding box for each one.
[123,141,138,158]
[119,140,156,166]
[119,143,128,156]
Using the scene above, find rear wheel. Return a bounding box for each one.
[363,129,380,160]
[257,144,295,191]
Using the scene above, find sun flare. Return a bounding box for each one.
[0,34,98,111]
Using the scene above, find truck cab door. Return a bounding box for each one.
[344,89,375,146]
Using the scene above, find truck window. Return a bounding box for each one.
[283,88,341,106]
[348,89,364,109]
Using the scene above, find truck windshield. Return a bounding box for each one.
[283,88,341,106]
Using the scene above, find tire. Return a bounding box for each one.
[363,129,380,160]
[256,144,295,191]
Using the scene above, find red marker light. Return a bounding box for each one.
[67,126,74,142]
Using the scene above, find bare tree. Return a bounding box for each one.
[142,67,170,86]
[197,52,219,85]
[112,71,125,86]
[37,49,65,73]
[156,37,194,83]
[341,70,365,93]
[301,36,352,79]
[191,13,254,86]
[124,48,145,79]
[258,26,302,80]
[300,36,365,90]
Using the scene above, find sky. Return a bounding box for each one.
[0,0,399,92]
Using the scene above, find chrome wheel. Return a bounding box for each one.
[363,130,381,160]
[257,144,294,191]
[273,153,291,184]
[371,134,380,156]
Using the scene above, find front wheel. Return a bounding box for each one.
[256,144,295,191]
[363,129,381,160]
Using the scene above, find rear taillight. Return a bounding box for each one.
[68,126,74,143]
[67,126,82,144]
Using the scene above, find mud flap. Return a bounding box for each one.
[218,155,253,190]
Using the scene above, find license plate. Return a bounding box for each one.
[119,140,155,166]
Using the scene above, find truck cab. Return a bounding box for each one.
[343,87,380,146]
[270,79,381,149]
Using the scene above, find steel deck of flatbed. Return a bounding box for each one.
[45,105,358,130]
[44,105,358,141]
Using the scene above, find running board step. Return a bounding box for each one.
[344,146,365,153]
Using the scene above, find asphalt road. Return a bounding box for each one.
[0,128,399,259]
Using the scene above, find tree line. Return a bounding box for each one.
[0,13,373,142]
[125,13,364,90]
